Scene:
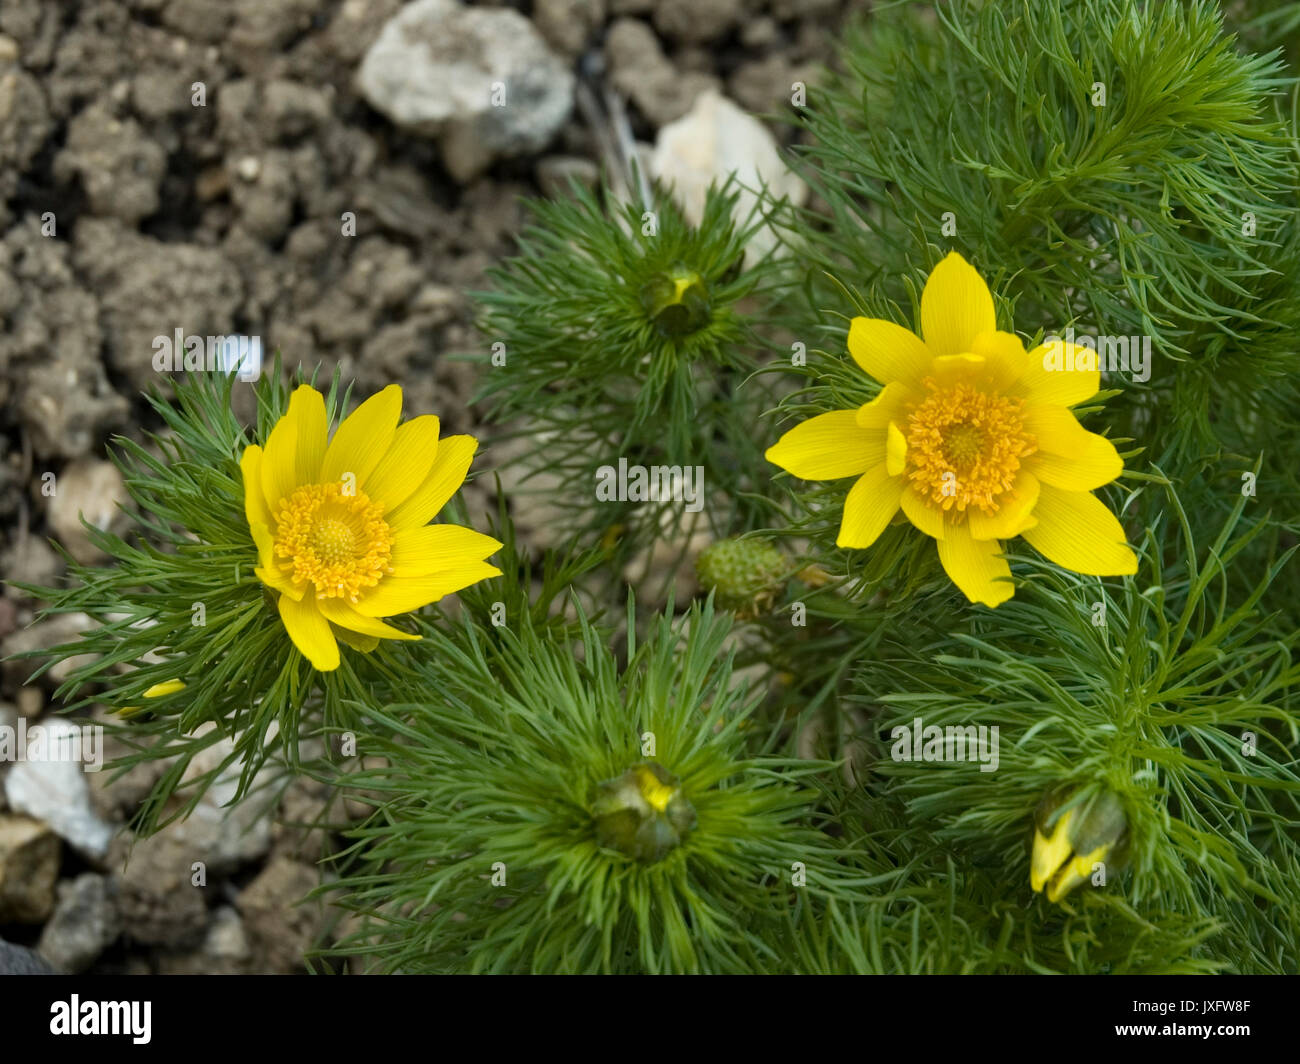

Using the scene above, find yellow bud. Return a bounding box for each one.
[1030,787,1126,902]
[592,762,696,863]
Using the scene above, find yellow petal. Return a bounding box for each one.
[1018,340,1101,407]
[386,434,479,532]
[847,317,932,388]
[364,415,441,508]
[885,421,907,476]
[260,407,300,515]
[920,252,996,357]
[250,519,276,569]
[1023,406,1122,490]
[352,562,502,618]
[1048,841,1108,903]
[333,626,380,653]
[968,471,1040,541]
[320,384,403,487]
[1030,810,1075,893]
[315,596,421,641]
[836,464,903,549]
[250,521,304,601]
[1019,340,1102,405]
[289,386,328,486]
[929,352,986,377]
[936,523,1014,607]
[259,387,327,511]
[766,411,886,482]
[971,330,1032,391]
[278,594,340,671]
[856,381,917,430]
[241,445,272,530]
[144,680,186,698]
[900,486,946,540]
[389,524,504,577]
[1022,485,1137,576]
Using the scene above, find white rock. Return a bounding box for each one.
[650,90,808,265]
[356,0,575,183]
[4,720,116,860]
[204,905,251,962]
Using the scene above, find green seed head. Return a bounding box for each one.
[695,537,787,613]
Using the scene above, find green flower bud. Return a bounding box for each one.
[1031,786,1127,903]
[639,262,711,338]
[695,537,787,614]
[592,762,696,863]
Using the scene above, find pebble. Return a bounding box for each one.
[3,720,116,860]
[650,90,808,265]
[36,873,121,973]
[356,0,575,183]
[0,814,60,923]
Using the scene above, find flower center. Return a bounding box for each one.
[904,379,1035,517]
[273,482,393,599]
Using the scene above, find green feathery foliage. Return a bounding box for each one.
[788,0,1300,465]
[324,596,881,974]
[472,181,785,571]
[839,486,1300,972]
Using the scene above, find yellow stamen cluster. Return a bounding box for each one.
[904,379,1036,517]
[273,482,393,600]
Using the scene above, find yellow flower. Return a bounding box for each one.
[765,252,1137,606]
[241,384,502,671]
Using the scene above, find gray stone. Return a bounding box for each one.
[0,939,56,974]
[1,538,63,599]
[152,724,275,877]
[36,873,121,973]
[653,0,741,44]
[106,724,274,946]
[534,0,606,57]
[356,0,575,182]
[236,856,323,973]
[605,18,718,128]
[156,905,251,975]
